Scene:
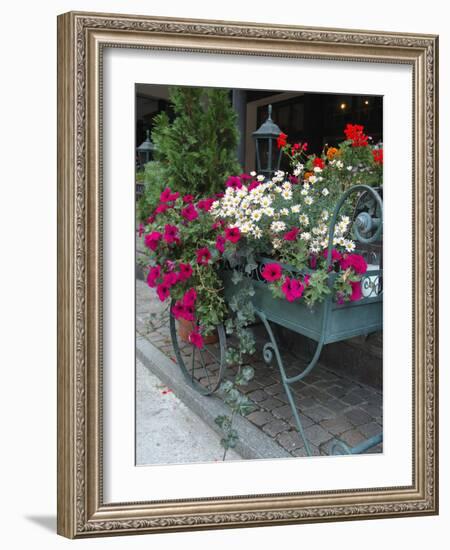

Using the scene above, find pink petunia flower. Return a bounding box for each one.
[281,277,304,302]
[197,198,214,212]
[160,187,179,203]
[350,281,363,301]
[156,283,171,302]
[163,272,178,287]
[163,224,180,244]
[146,265,161,288]
[225,227,241,244]
[225,175,243,190]
[283,227,300,241]
[248,180,261,191]
[181,203,199,222]
[309,254,318,270]
[304,274,311,287]
[154,203,170,215]
[212,220,225,230]
[189,330,204,350]
[261,263,283,282]
[183,194,194,203]
[182,304,195,321]
[340,253,367,275]
[215,235,226,253]
[323,248,343,263]
[172,301,186,320]
[196,247,211,265]
[144,231,162,251]
[183,288,197,307]
[177,263,193,281]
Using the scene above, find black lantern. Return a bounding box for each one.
[252,104,283,179]
[136,129,156,168]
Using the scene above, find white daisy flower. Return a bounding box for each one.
[336,160,344,169]
[301,189,308,196]
[252,227,263,239]
[321,209,329,221]
[346,165,353,171]
[263,207,275,217]
[303,182,310,190]
[281,189,293,200]
[304,196,314,205]
[280,208,289,216]
[344,240,356,252]
[308,175,318,184]
[257,174,265,182]
[251,210,262,222]
[260,196,272,208]
[270,221,286,233]
[250,171,257,177]
[300,232,311,241]
[299,214,309,226]
[272,238,282,249]
[291,204,301,213]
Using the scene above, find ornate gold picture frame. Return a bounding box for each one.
[57,11,438,538]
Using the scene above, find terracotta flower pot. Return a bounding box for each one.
[177,318,218,345]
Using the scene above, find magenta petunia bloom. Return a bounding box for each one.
[189,330,204,350]
[196,247,211,265]
[215,235,226,253]
[248,180,261,192]
[147,215,155,224]
[288,175,299,185]
[197,198,214,212]
[309,254,318,270]
[240,173,252,181]
[350,281,363,301]
[304,274,311,287]
[154,203,170,215]
[138,223,144,238]
[163,224,180,244]
[171,300,186,320]
[160,187,179,203]
[212,220,225,230]
[340,253,367,275]
[323,248,343,263]
[281,277,304,302]
[225,226,241,244]
[146,265,161,288]
[181,203,199,222]
[177,263,193,281]
[283,227,300,241]
[183,288,197,307]
[261,263,283,282]
[182,304,195,321]
[183,194,194,203]
[156,283,171,302]
[163,272,178,287]
[225,175,242,190]
[144,231,162,251]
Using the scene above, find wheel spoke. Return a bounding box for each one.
[198,349,212,389]
[191,345,196,381]
[201,345,220,364]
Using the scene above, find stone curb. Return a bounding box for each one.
[136,335,291,460]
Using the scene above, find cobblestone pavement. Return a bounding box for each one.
[136,279,383,458]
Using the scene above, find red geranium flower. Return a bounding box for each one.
[283,227,300,241]
[313,157,325,170]
[261,263,283,282]
[144,231,162,251]
[196,247,211,265]
[277,132,288,149]
[163,224,180,244]
[177,263,193,281]
[281,277,304,302]
[181,203,199,222]
[146,265,161,288]
[189,330,204,350]
[344,124,369,147]
[156,283,170,302]
[373,149,383,165]
[225,227,241,244]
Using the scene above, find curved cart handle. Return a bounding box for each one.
[324,184,383,271]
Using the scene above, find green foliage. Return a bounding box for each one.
[151,86,241,198]
[137,161,167,221]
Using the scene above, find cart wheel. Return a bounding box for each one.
[169,312,227,396]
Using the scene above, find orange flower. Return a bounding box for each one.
[304,171,313,180]
[326,147,338,160]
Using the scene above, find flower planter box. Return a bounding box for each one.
[221,259,382,345]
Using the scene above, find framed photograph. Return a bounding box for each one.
[57,11,439,538]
